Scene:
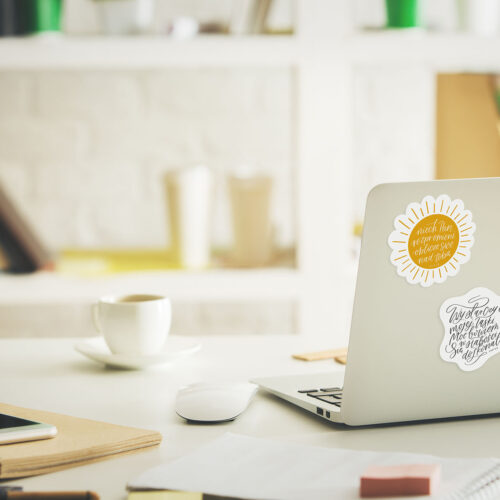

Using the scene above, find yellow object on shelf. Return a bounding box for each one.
[128,492,203,500]
[57,249,181,276]
[55,247,296,276]
[353,221,363,238]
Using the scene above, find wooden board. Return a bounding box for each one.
[292,347,348,361]
[436,74,500,179]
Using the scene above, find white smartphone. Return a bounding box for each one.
[0,413,57,444]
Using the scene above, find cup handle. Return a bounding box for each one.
[92,303,102,333]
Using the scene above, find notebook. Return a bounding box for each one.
[0,403,162,478]
[129,433,500,500]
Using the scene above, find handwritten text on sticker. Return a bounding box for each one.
[440,287,500,371]
[388,195,475,287]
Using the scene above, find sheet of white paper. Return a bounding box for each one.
[128,433,499,500]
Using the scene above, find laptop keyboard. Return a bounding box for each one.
[299,387,343,408]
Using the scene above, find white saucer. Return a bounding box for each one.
[75,336,201,370]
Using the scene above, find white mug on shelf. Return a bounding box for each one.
[164,165,213,270]
[92,294,171,356]
[96,0,156,35]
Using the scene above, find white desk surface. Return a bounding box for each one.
[1,335,499,499]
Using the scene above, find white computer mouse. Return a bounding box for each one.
[175,382,258,423]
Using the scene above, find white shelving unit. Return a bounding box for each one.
[3,30,500,71]
[4,1,497,342]
[0,35,298,69]
[338,31,500,71]
[0,29,312,333]
[0,2,392,343]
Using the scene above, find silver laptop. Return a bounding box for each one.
[253,178,500,425]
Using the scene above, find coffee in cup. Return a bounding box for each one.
[92,294,171,355]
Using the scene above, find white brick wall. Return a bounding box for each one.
[0,68,294,250]
[0,64,434,236]
[36,72,145,121]
[0,118,86,165]
[352,66,434,221]
[0,74,33,115]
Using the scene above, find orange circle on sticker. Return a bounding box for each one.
[408,214,459,269]
[389,195,475,286]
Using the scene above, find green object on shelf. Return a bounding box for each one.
[495,90,500,114]
[31,0,62,33]
[385,0,419,28]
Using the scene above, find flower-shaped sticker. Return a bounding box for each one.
[388,195,475,287]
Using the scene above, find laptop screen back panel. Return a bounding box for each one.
[342,178,500,426]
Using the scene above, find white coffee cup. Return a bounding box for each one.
[92,294,172,355]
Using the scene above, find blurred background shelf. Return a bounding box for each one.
[3,0,497,341]
[3,32,500,71]
[0,35,299,69]
[346,31,500,71]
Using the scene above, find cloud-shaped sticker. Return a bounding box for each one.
[440,287,500,371]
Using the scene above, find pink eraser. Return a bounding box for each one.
[360,463,441,498]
